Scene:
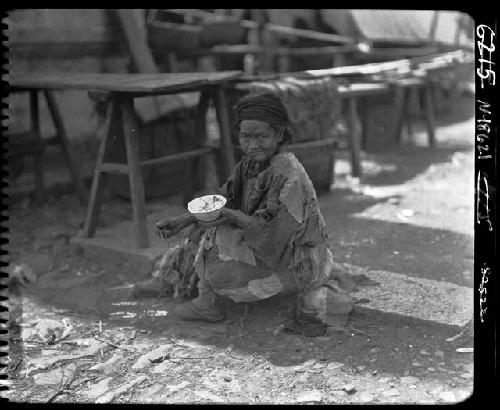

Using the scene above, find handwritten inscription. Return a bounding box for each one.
[479,266,490,323]
[476,100,492,160]
[476,24,496,89]
[476,170,492,231]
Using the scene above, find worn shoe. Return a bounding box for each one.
[174,300,225,322]
[131,277,165,299]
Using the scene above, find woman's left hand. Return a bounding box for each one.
[197,208,251,229]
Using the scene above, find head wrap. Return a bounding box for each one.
[234,92,289,126]
[233,92,291,144]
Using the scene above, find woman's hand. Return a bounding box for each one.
[197,208,252,229]
[155,213,196,240]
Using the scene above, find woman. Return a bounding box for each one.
[133,92,355,336]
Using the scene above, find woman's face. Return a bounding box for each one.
[238,120,283,162]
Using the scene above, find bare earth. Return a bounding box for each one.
[5,106,474,404]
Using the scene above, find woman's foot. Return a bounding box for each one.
[174,300,225,322]
[131,277,165,298]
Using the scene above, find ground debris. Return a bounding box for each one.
[33,363,77,386]
[132,345,172,370]
[194,389,225,403]
[25,340,110,374]
[381,388,400,397]
[342,384,357,395]
[400,376,419,384]
[439,391,456,403]
[95,375,148,403]
[81,377,113,400]
[327,362,344,370]
[89,352,126,374]
[295,389,323,403]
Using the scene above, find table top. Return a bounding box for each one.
[9,71,242,94]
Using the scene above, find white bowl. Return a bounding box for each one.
[187,195,227,222]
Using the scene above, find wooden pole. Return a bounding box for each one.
[121,97,149,248]
[30,90,45,203]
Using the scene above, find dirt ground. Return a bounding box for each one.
[4,95,474,404]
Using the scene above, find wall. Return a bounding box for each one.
[6,9,130,143]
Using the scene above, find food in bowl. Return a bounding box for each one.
[187,195,227,222]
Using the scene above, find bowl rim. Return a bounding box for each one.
[187,194,227,214]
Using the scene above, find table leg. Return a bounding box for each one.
[121,97,149,248]
[183,91,211,205]
[423,81,436,148]
[44,90,88,205]
[80,101,119,238]
[347,97,362,178]
[213,87,236,179]
[394,88,410,145]
[30,90,45,204]
[359,97,368,151]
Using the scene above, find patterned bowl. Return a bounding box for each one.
[187,195,227,222]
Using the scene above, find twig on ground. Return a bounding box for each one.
[93,337,134,352]
[46,366,78,403]
[226,353,244,361]
[348,326,371,337]
[10,357,23,372]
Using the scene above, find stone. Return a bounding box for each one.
[89,353,126,374]
[427,367,436,372]
[382,389,400,397]
[419,349,430,356]
[327,362,344,370]
[164,381,190,397]
[96,375,148,404]
[439,391,456,403]
[132,345,171,370]
[434,350,445,358]
[400,376,419,384]
[357,391,375,403]
[459,373,473,379]
[342,384,357,395]
[33,363,77,386]
[81,377,113,400]
[412,361,423,367]
[296,390,323,403]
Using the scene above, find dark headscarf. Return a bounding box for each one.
[234,92,292,144]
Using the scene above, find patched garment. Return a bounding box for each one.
[192,151,353,327]
[153,150,360,332]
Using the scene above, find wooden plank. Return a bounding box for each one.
[347,97,362,178]
[10,71,242,93]
[99,147,213,174]
[80,101,118,238]
[167,9,357,45]
[30,90,45,203]
[121,97,149,248]
[423,81,436,148]
[394,88,411,145]
[141,147,213,168]
[184,91,211,205]
[338,83,391,98]
[100,163,129,174]
[213,88,236,179]
[113,9,159,74]
[44,90,88,205]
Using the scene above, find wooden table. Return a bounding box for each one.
[338,82,392,177]
[389,76,436,148]
[8,84,88,205]
[10,71,242,248]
